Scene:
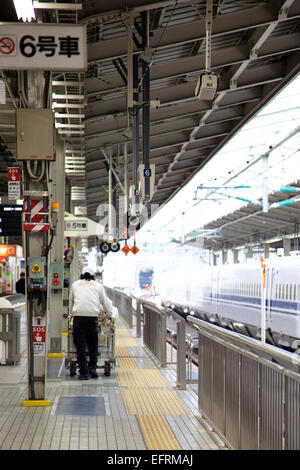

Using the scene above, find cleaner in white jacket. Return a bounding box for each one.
[69,266,113,380]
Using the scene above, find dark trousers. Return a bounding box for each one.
[73,316,98,376]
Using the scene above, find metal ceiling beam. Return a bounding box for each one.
[33,2,82,10]
[87,3,300,63]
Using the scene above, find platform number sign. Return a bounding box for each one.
[65,220,88,231]
[144,169,152,177]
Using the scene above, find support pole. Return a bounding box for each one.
[108,154,112,238]
[21,71,51,403]
[122,11,134,110]
[141,10,151,203]
[124,142,128,215]
[49,136,65,353]
[133,53,140,207]
[205,0,213,72]
[260,260,266,343]
[262,153,269,212]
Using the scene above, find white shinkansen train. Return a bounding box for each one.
[158,257,300,351]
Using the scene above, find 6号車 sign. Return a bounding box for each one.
[0,23,87,71]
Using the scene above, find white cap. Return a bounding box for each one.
[81,266,93,275]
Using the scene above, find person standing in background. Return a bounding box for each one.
[16,272,25,294]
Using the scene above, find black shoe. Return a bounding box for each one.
[89,369,98,378]
[78,374,89,380]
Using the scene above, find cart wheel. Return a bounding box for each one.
[70,361,76,377]
[104,361,111,376]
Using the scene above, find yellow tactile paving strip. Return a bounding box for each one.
[116,336,139,347]
[115,345,130,357]
[117,369,169,388]
[122,389,188,415]
[138,415,181,450]
[116,328,131,336]
[115,329,187,450]
[117,356,138,369]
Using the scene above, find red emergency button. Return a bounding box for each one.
[52,278,60,286]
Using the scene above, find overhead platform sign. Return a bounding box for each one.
[0,23,87,71]
[64,212,99,238]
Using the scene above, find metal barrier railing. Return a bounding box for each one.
[105,287,190,390]
[104,287,133,329]
[0,294,26,365]
[139,300,188,390]
[187,315,300,450]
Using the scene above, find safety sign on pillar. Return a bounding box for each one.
[8,167,21,200]
[23,199,50,232]
[32,325,46,357]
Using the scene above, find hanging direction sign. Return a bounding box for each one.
[0,23,87,71]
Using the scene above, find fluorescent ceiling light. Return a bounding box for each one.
[13,0,36,22]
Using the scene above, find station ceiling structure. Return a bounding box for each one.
[1,0,300,247]
[199,179,300,251]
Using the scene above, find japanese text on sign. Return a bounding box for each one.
[0,24,87,71]
[20,35,80,58]
[65,221,87,231]
[32,326,46,356]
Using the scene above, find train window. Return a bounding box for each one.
[294,284,296,301]
[279,284,281,299]
[290,284,293,300]
[286,284,289,300]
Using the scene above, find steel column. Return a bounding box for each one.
[141,10,151,203]
[21,71,52,403]
[133,54,140,206]
[48,136,65,353]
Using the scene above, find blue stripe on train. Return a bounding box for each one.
[208,293,300,316]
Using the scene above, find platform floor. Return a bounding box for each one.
[0,316,225,451]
